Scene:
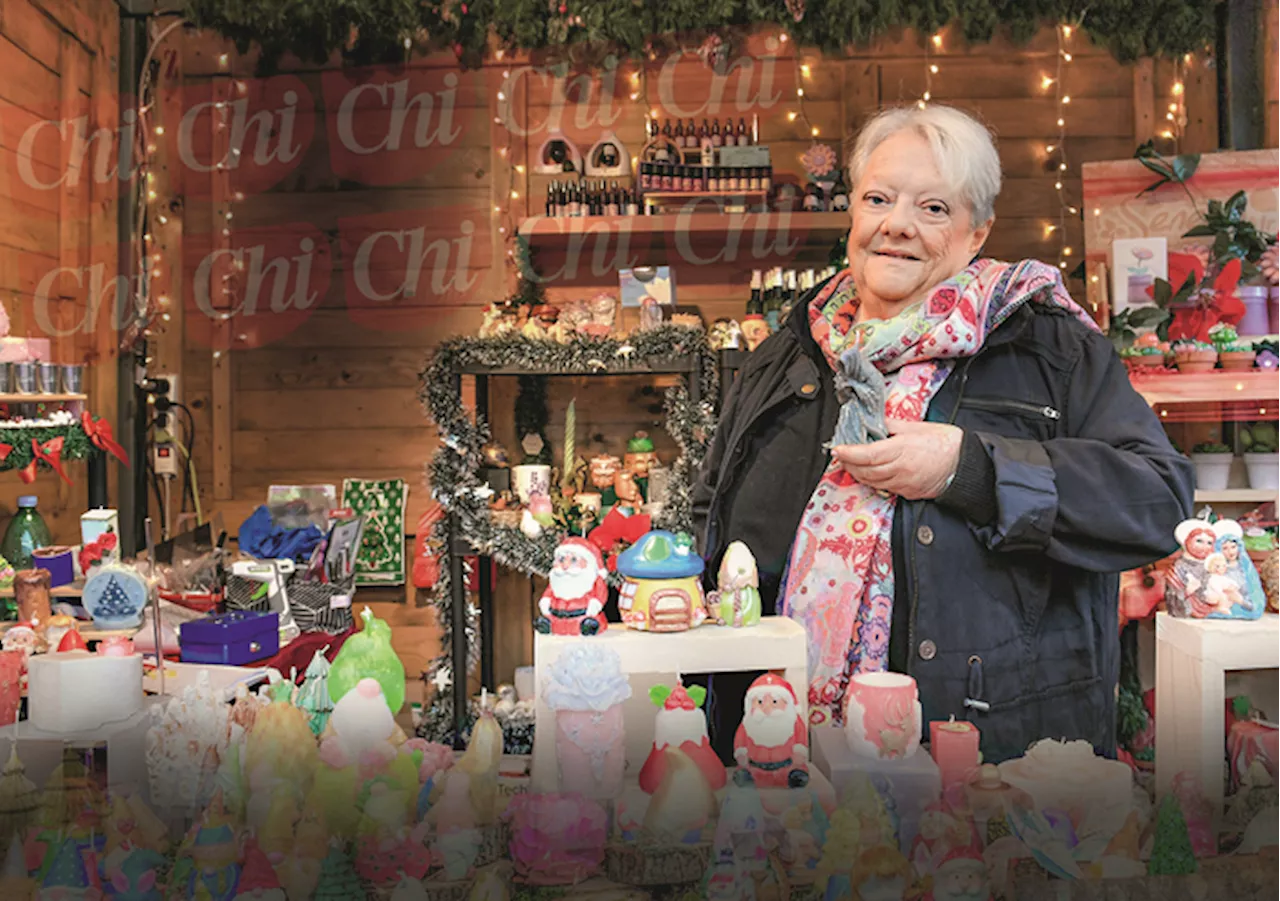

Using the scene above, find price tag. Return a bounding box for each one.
[330,593,352,610]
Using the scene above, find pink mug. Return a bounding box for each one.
[843,672,922,760]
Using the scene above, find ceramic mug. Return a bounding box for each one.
[512,464,551,505]
[843,672,923,760]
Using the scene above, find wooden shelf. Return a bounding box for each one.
[0,581,83,599]
[1129,370,1279,406]
[642,189,768,201]
[517,212,849,268]
[1194,488,1278,504]
[0,393,87,403]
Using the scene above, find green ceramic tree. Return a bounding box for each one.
[1147,794,1198,876]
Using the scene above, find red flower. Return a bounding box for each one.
[1159,253,1244,342]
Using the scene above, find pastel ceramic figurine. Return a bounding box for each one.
[734,673,810,789]
[844,673,923,761]
[711,541,762,627]
[535,538,609,636]
[616,530,708,632]
[638,684,726,794]
[641,749,716,843]
[1166,518,1266,619]
[328,606,406,714]
[172,794,242,901]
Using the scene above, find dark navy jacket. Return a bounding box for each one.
[692,282,1195,763]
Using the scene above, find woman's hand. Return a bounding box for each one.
[833,419,962,499]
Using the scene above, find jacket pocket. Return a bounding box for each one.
[960,396,1060,423]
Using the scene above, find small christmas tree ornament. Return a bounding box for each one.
[0,744,38,859]
[296,648,334,736]
[81,564,147,630]
[329,606,406,714]
[313,841,363,901]
[1148,793,1198,875]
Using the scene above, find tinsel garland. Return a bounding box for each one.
[414,325,717,743]
[0,423,97,475]
[183,1,1213,72]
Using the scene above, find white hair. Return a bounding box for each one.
[847,104,1002,223]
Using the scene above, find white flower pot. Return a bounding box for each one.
[1190,453,1233,491]
[1244,453,1279,490]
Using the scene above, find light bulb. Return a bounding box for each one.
[1063,246,1072,256]
[930,64,938,74]
[932,34,943,48]
[510,190,519,199]
[515,164,526,173]
[1059,162,1067,171]
[811,127,819,137]
[497,92,506,101]
[1061,95,1071,104]
[1061,25,1072,38]
[218,53,229,67]
[154,125,165,135]
[1172,82,1184,96]
[796,88,804,97]
[1054,181,1063,190]
[787,111,797,121]
[801,64,811,77]
[1045,144,1056,153]
[1063,52,1072,62]
[1056,117,1065,127]
[923,91,931,101]
[1041,76,1054,89]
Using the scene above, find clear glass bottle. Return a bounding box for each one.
[2,495,53,572]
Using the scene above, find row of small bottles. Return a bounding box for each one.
[639,162,773,194]
[747,267,840,331]
[803,170,851,212]
[545,179,640,217]
[648,117,755,149]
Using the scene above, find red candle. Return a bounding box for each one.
[930,717,980,788]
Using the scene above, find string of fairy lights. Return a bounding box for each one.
[1045,21,1079,272]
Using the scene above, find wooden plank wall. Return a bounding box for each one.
[0,0,119,542]
[1266,0,1279,149]
[162,24,1223,703]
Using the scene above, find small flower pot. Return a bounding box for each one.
[1175,349,1217,374]
[1218,350,1257,371]
[1244,452,1279,490]
[1128,354,1166,368]
[1190,452,1233,491]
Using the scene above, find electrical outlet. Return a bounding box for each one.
[153,372,180,410]
[153,441,180,476]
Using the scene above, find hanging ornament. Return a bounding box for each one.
[786,0,806,22]
[697,33,729,71]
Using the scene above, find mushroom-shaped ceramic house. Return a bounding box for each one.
[616,530,707,632]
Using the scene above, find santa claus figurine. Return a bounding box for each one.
[925,847,992,901]
[734,673,809,789]
[638,683,727,794]
[536,537,608,636]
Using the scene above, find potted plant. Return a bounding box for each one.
[1208,323,1256,371]
[1172,339,1217,374]
[1119,333,1169,368]
[1189,442,1233,491]
[1240,422,1279,490]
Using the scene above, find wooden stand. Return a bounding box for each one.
[531,617,807,792]
[1154,612,1279,836]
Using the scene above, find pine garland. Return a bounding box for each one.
[183,1,1214,72]
[414,325,716,743]
[0,423,98,475]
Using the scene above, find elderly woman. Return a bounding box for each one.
[693,104,1194,763]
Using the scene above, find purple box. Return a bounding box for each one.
[32,547,75,588]
[180,610,279,665]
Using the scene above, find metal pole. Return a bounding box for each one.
[449,513,469,750]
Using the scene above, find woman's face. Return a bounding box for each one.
[847,130,992,318]
[1222,539,1240,562]
[1186,530,1214,559]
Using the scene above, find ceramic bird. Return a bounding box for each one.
[493,684,518,718]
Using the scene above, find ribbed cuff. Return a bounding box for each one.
[936,430,997,526]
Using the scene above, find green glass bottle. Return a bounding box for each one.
[2,495,53,572]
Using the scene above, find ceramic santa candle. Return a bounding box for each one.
[535,538,609,636]
[929,847,992,901]
[638,683,727,794]
[844,672,923,761]
[734,673,809,789]
[542,644,632,799]
[930,717,980,788]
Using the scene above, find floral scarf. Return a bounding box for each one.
[780,258,1097,726]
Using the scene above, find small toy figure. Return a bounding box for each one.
[848,844,913,901]
[535,538,608,636]
[734,673,809,789]
[710,541,762,627]
[929,846,992,901]
[616,530,708,632]
[1166,518,1266,620]
[624,431,659,479]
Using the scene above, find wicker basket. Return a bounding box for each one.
[604,842,710,886]
[225,572,355,634]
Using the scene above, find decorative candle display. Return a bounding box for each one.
[638,683,726,794]
[542,644,632,799]
[641,748,717,843]
[562,398,577,497]
[13,568,51,626]
[536,538,609,636]
[616,530,708,632]
[709,541,762,627]
[0,650,21,727]
[844,672,923,761]
[503,793,608,885]
[998,739,1132,839]
[328,606,406,713]
[930,717,981,788]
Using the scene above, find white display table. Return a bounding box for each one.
[532,616,807,792]
[1154,611,1279,833]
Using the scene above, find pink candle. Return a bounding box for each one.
[930,717,980,787]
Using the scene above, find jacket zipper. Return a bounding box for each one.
[960,397,1061,421]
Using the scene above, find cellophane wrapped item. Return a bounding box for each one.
[145,670,232,818]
